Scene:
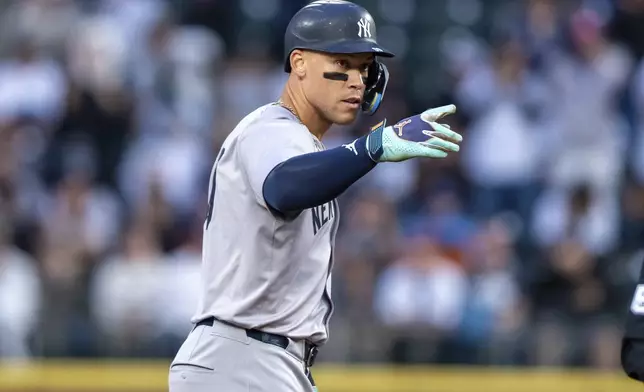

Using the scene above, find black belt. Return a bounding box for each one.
[196,317,319,367]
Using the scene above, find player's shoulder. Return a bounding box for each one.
[237,103,309,141]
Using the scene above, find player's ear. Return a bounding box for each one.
[290,50,306,78]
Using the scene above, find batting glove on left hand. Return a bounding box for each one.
[365,104,462,163]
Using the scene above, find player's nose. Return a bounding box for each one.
[347,69,365,89]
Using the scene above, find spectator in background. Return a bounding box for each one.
[37,161,121,357]
[120,170,187,253]
[336,191,399,275]
[117,15,216,219]
[331,191,399,362]
[402,186,478,260]
[91,218,167,357]
[39,157,121,260]
[48,15,134,189]
[456,36,547,224]
[543,8,632,193]
[527,14,630,349]
[374,235,468,364]
[530,240,621,369]
[130,12,177,138]
[0,215,41,359]
[532,183,619,257]
[117,126,209,221]
[529,183,621,368]
[456,218,526,365]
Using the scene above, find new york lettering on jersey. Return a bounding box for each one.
[312,199,337,235]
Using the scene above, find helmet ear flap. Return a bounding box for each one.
[361,61,389,116]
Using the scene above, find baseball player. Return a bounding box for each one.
[168,1,462,391]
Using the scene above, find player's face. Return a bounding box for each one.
[305,52,374,125]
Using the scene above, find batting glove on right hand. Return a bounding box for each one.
[365,104,462,163]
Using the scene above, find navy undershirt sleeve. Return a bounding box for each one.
[262,134,376,216]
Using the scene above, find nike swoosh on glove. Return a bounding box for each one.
[365,104,463,163]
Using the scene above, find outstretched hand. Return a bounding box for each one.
[365,104,463,162]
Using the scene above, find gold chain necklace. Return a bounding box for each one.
[276,99,303,124]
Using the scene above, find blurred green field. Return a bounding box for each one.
[0,361,641,392]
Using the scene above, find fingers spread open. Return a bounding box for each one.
[422,122,463,143]
[420,104,457,123]
[420,136,460,152]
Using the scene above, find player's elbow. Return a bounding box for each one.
[622,338,644,382]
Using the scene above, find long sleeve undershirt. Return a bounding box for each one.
[262,134,376,215]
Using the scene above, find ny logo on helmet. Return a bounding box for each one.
[357,18,371,38]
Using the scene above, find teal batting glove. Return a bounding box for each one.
[365,104,462,163]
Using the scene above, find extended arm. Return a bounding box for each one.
[262,105,462,217]
[262,134,375,216]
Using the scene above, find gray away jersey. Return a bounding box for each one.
[192,103,339,345]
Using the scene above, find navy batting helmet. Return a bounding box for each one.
[284,0,395,115]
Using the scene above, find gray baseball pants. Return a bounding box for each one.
[168,319,317,391]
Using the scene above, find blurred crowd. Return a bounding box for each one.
[1,0,644,370]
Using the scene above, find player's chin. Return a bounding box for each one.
[330,106,359,125]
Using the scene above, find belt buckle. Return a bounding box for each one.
[305,344,318,367]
